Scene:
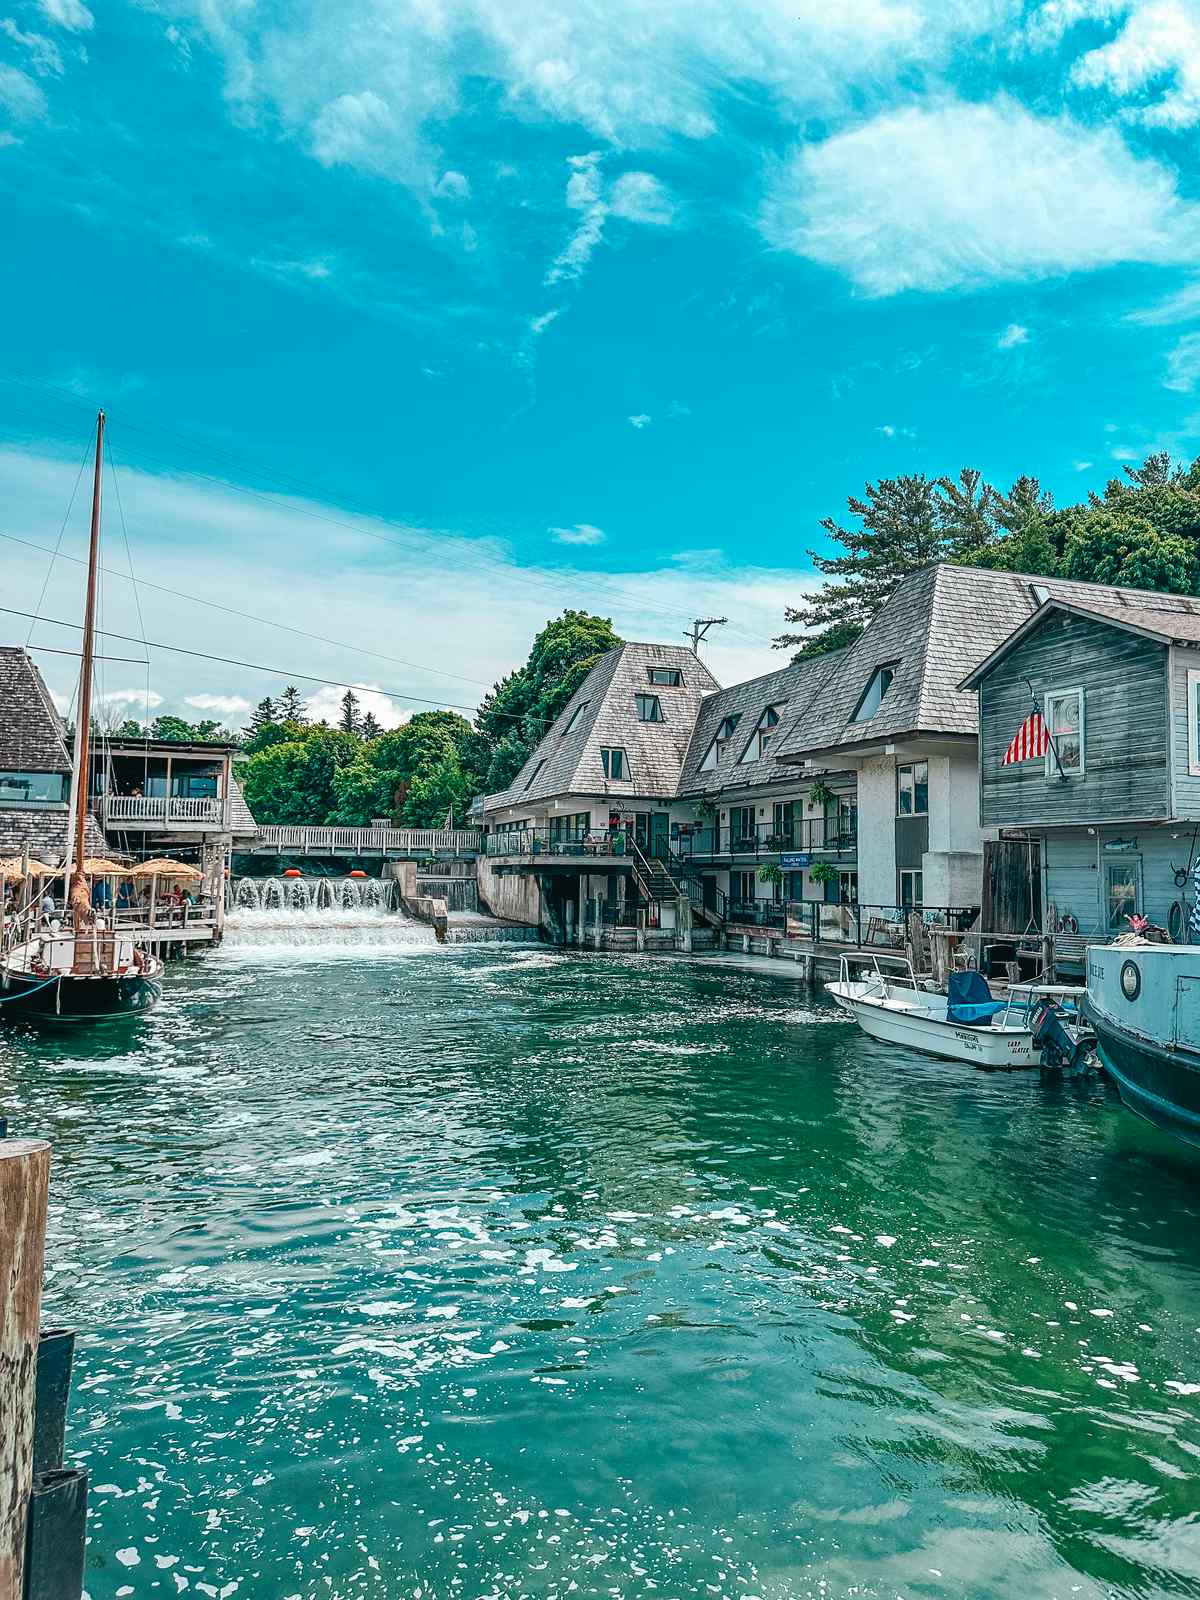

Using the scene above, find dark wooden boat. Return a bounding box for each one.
[0,411,164,1023]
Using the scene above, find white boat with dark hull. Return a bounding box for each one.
[1086,942,1200,1148]
[827,956,1089,1070]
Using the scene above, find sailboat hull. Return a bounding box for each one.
[0,968,162,1022]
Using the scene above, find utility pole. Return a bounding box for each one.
[685,617,727,655]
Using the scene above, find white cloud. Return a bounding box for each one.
[98,688,164,709]
[305,683,409,729]
[545,151,606,285]
[184,693,252,716]
[997,322,1030,347]
[1,444,815,720]
[549,522,606,545]
[1061,0,1200,129]
[37,0,92,29]
[877,423,896,437]
[1165,331,1200,389]
[529,308,561,336]
[1073,458,1095,469]
[432,168,470,199]
[0,64,47,121]
[610,171,674,226]
[311,90,400,173]
[1129,278,1200,324]
[628,413,651,429]
[0,20,64,77]
[761,95,1200,295]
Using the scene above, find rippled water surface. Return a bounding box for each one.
[5,943,1200,1600]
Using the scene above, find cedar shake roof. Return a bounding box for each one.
[0,808,105,860]
[960,592,1200,686]
[776,564,1200,762]
[228,772,258,838]
[0,646,71,771]
[677,649,847,797]
[484,642,719,809]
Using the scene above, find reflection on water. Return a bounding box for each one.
[4,946,1200,1599]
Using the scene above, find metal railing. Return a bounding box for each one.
[254,826,482,854]
[103,795,226,826]
[721,899,979,945]
[675,818,857,859]
[485,828,631,859]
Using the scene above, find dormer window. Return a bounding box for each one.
[601,747,630,781]
[635,693,664,722]
[648,667,683,687]
[561,701,589,736]
[699,714,741,772]
[852,663,896,723]
[739,705,782,763]
[524,759,547,791]
[0,770,69,805]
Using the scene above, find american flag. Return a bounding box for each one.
[1002,709,1049,766]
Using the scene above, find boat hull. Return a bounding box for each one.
[1091,1015,1200,1147]
[0,969,162,1022]
[827,983,1037,1068]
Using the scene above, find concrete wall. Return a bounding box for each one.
[856,755,897,906]
[922,849,983,909]
[476,856,541,925]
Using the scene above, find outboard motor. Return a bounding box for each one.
[1032,998,1094,1071]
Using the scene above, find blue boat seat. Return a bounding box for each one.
[947,970,1008,1027]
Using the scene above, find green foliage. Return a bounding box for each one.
[476,609,622,790]
[108,714,239,744]
[807,780,835,809]
[757,862,784,886]
[788,452,1200,649]
[810,860,838,886]
[241,726,360,825]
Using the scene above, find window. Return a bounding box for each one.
[601,747,630,781]
[730,805,755,850]
[0,771,68,805]
[561,701,589,736]
[1106,858,1141,930]
[524,760,547,791]
[772,800,798,842]
[899,869,923,910]
[1044,688,1084,777]
[739,704,782,763]
[648,667,683,687]
[635,694,664,723]
[550,812,590,842]
[853,663,897,723]
[699,714,741,772]
[897,761,929,817]
[839,870,859,905]
[1189,671,1200,776]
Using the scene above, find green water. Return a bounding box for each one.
[4,943,1200,1600]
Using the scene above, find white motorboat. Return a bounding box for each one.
[826,955,1088,1069]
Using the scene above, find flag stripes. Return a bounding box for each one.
[1002,709,1049,766]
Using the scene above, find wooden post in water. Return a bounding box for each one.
[0,1139,50,1600]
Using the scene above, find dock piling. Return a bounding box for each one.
[0,1138,50,1600]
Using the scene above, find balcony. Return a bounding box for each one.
[102,795,228,830]
[675,816,857,861]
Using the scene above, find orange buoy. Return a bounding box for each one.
[282,868,303,878]
[348,869,368,879]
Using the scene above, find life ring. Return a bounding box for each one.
[1169,900,1187,944]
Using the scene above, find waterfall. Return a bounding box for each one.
[223,875,426,948]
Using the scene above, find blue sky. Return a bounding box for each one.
[5,0,1200,723]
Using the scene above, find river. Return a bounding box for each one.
[4,941,1200,1599]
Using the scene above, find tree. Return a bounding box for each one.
[241,726,360,825]
[775,474,945,656]
[1062,511,1196,594]
[277,686,307,723]
[339,690,361,736]
[402,750,471,827]
[360,710,382,740]
[936,467,999,559]
[329,711,479,825]
[475,610,622,789]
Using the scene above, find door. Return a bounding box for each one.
[649,813,670,859]
[702,875,717,912]
[1105,856,1142,931]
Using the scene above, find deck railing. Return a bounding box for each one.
[722,899,980,946]
[485,828,626,859]
[253,825,482,854]
[675,818,857,859]
[103,795,226,826]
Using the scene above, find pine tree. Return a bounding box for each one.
[244,695,278,739]
[277,685,308,724]
[360,710,382,740]
[339,689,361,736]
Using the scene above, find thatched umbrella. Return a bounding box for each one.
[131,858,203,880]
[0,857,56,880]
[81,858,129,876]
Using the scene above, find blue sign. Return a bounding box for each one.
[779,852,811,870]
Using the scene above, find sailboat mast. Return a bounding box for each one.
[72,410,105,876]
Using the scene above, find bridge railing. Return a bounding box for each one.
[251,825,483,854]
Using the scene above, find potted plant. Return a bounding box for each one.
[696,798,718,823]
[807,779,835,810]
[810,860,838,889]
[758,862,784,887]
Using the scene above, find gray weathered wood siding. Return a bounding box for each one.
[979,611,1168,827]
[1170,644,1200,818]
[1044,826,1192,934]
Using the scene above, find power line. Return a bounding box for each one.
[3,604,561,729]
